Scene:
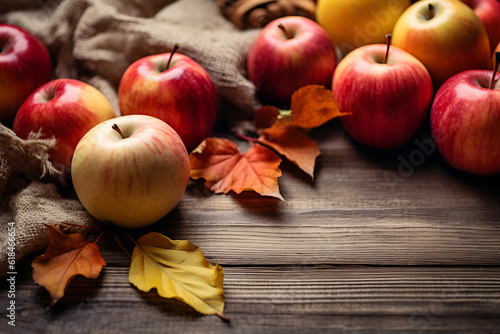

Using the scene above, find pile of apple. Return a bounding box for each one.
[247,0,500,175]
[0,26,217,229]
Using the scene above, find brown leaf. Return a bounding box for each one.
[254,105,280,129]
[289,84,348,129]
[190,138,283,200]
[259,126,320,179]
[32,225,106,306]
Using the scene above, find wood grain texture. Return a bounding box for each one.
[1,121,499,333]
[1,262,499,333]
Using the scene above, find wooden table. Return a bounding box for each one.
[2,120,500,333]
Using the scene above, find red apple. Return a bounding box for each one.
[118,46,217,152]
[13,78,115,168]
[333,36,433,149]
[460,0,500,54]
[72,115,190,229]
[0,24,52,121]
[247,16,337,107]
[430,53,500,175]
[392,0,491,88]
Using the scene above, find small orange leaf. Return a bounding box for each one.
[259,126,320,179]
[190,138,283,200]
[32,225,106,306]
[289,84,348,129]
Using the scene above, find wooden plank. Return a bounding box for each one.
[2,264,499,333]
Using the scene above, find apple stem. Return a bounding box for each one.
[489,51,500,89]
[112,124,125,139]
[166,43,180,69]
[384,34,392,65]
[428,3,435,20]
[278,23,293,40]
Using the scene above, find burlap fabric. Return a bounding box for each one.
[0,0,263,277]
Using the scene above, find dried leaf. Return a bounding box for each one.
[289,84,348,129]
[32,225,106,306]
[259,126,320,179]
[254,105,281,129]
[190,138,283,200]
[129,232,228,320]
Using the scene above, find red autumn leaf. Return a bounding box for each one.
[258,126,320,179]
[190,138,283,200]
[32,225,106,306]
[289,84,348,129]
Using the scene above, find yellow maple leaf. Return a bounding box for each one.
[129,232,228,320]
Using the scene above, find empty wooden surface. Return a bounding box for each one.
[1,120,499,333]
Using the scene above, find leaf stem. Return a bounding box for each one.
[489,51,500,90]
[94,228,108,244]
[235,133,259,143]
[113,231,132,259]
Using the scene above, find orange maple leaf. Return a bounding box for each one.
[32,225,106,306]
[289,84,348,129]
[258,126,320,179]
[254,85,348,178]
[190,138,283,200]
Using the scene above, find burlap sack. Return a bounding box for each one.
[0,0,263,277]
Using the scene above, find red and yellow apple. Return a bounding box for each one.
[392,0,491,88]
[316,0,411,55]
[0,24,52,121]
[333,38,433,149]
[12,78,115,168]
[247,16,337,107]
[71,115,190,229]
[118,47,217,152]
[430,56,500,175]
[459,0,500,53]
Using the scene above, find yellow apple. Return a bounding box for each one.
[391,0,491,88]
[316,0,411,55]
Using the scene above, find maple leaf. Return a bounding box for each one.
[258,126,320,179]
[190,137,284,200]
[129,232,228,320]
[252,85,348,178]
[32,225,106,306]
[288,84,348,129]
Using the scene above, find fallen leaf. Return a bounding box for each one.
[129,232,228,320]
[32,225,106,306]
[190,138,283,200]
[289,84,348,129]
[259,126,320,179]
[254,105,281,129]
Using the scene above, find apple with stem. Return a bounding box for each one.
[247,16,337,107]
[71,115,190,229]
[392,0,491,88]
[430,52,500,175]
[12,78,115,169]
[118,45,217,152]
[0,24,52,121]
[333,34,433,149]
[459,0,500,54]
